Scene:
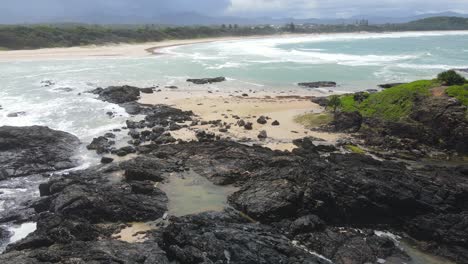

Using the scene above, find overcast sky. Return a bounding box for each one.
[2,0,468,23]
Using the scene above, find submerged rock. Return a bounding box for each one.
[298,81,337,88]
[0,126,80,180]
[186,77,226,85]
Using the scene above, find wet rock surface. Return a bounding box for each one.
[160,210,324,264]
[298,81,337,88]
[187,77,226,85]
[90,85,141,104]
[0,126,80,180]
[2,87,466,264]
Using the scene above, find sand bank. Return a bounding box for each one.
[139,89,344,151]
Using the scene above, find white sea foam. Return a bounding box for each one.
[395,63,466,70]
[206,62,245,70]
[8,222,37,244]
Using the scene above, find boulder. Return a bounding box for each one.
[257,130,267,139]
[256,116,267,125]
[244,122,253,130]
[86,136,113,154]
[0,126,80,180]
[90,85,141,104]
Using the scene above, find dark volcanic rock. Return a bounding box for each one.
[0,227,11,244]
[161,210,323,264]
[0,240,169,264]
[257,130,268,139]
[144,105,193,127]
[186,77,226,85]
[272,120,280,126]
[311,97,329,107]
[0,126,80,180]
[244,122,253,130]
[100,157,114,164]
[256,115,267,124]
[378,83,407,89]
[410,96,468,153]
[329,111,363,133]
[38,167,168,223]
[298,81,337,88]
[86,136,113,154]
[140,87,154,94]
[90,85,140,104]
[294,227,409,264]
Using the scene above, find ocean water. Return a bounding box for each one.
[0,30,464,260]
[1,31,467,147]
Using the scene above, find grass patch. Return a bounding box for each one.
[339,80,438,121]
[0,47,9,51]
[446,84,468,106]
[344,145,366,154]
[294,113,333,129]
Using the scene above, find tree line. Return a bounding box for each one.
[0,16,467,50]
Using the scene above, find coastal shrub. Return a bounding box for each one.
[446,84,468,106]
[437,70,466,86]
[327,95,342,113]
[339,80,436,121]
[294,113,333,128]
[339,95,358,112]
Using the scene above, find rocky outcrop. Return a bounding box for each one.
[90,85,141,104]
[328,111,363,133]
[187,77,226,85]
[410,95,468,153]
[35,167,168,223]
[358,96,468,154]
[161,210,324,264]
[0,126,80,180]
[298,82,336,88]
[0,240,169,264]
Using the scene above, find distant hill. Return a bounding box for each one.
[404,16,468,30]
[2,10,468,26]
[350,12,468,25]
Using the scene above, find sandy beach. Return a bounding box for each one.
[0,35,293,62]
[139,89,344,151]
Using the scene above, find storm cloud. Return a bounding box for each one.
[1,0,467,23]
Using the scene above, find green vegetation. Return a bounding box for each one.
[0,24,278,50]
[0,16,467,50]
[338,80,438,121]
[327,95,342,113]
[344,145,366,154]
[294,113,333,128]
[403,17,468,31]
[438,70,466,86]
[446,84,468,106]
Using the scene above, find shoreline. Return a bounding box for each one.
[1,30,468,62]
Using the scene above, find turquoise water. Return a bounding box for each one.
[166,31,468,90]
[0,31,467,146]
